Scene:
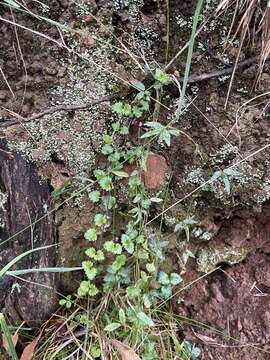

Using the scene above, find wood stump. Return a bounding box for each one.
[0,138,58,327]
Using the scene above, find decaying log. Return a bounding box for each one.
[0,138,58,327]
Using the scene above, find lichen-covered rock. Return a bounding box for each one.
[197,246,248,273]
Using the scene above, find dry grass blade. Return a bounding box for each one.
[111,339,141,360]
[217,0,270,105]
[225,0,259,107]
[256,3,270,86]
[0,65,15,98]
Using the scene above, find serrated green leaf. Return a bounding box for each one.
[77,280,90,297]
[94,169,106,180]
[161,285,172,299]
[112,122,120,131]
[112,255,126,271]
[90,346,101,358]
[104,241,122,254]
[112,102,124,114]
[94,213,106,227]
[154,68,171,85]
[143,295,152,308]
[120,126,129,135]
[158,271,170,285]
[85,248,104,261]
[109,152,121,163]
[103,134,113,143]
[170,273,182,285]
[99,176,113,191]
[88,284,99,296]
[140,99,150,111]
[101,144,114,155]
[85,247,96,258]
[82,260,97,280]
[136,249,149,260]
[121,103,132,116]
[89,190,100,203]
[132,106,143,118]
[84,228,97,242]
[135,235,145,244]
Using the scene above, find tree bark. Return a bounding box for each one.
[0,138,58,327]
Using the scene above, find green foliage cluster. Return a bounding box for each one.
[58,69,200,359]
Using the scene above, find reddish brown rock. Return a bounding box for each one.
[124,153,168,190]
[142,154,168,190]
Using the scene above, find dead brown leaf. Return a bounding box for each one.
[111,339,141,360]
[20,333,41,360]
[2,332,18,352]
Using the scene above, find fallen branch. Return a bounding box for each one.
[0,94,118,128]
[1,54,269,128]
[177,54,270,83]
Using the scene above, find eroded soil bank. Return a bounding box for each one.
[0,0,270,358]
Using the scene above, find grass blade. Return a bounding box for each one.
[6,267,83,276]
[0,245,55,278]
[0,313,19,360]
[177,0,204,117]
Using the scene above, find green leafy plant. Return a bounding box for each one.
[210,168,241,194]
[59,295,72,309]
[84,228,97,242]
[154,68,171,86]
[141,122,180,146]
[181,340,201,359]
[174,216,197,241]
[0,313,18,360]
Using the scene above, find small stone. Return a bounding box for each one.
[124,153,168,190]
[45,66,58,76]
[142,154,168,190]
[0,90,7,100]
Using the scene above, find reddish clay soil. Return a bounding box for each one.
[180,203,270,360]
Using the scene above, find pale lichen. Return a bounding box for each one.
[197,246,248,273]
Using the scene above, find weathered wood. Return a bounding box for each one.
[0,138,58,327]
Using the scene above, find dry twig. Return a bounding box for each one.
[0,94,118,127]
